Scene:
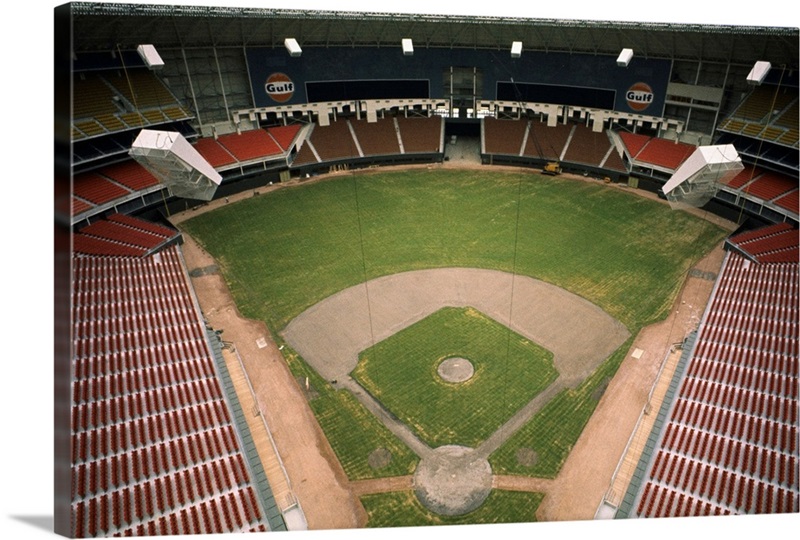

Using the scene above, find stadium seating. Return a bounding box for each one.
[394,116,443,154]
[562,124,614,166]
[617,131,655,160]
[289,115,444,170]
[217,129,284,162]
[481,118,628,174]
[73,70,192,140]
[101,161,160,192]
[632,233,799,518]
[724,163,762,189]
[774,189,799,214]
[349,117,402,156]
[70,237,275,537]
[193,137,239,168]
[73,172,133,206]
[267,124,303,151]
[104,68,186,112]
[483,117,529,155]
[739,170,798,201]
[523,122,571,161]
[629,137,695,170]
[306,120,361,161]
[733,86,795,123]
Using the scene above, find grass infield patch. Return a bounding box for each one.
[353,306,558,448]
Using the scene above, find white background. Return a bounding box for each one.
[2,1,797,539]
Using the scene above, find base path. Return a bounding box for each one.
[282,267,631,388]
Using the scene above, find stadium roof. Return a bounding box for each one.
[69,2,799,68]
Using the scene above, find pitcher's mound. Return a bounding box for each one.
[437,357,474,383]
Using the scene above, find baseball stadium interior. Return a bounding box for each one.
[53,2,799,538]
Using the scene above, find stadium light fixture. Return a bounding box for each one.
[511,41,522,58]
[284,38,302,57]
[130,130,222,201]
[746,61,771,85]
[402,38,414,56]
[617,48,633,67]
[136,44,164,70]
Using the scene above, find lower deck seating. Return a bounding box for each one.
[394,116,442,153]
[349,118,401,156]
[522,122,571,161]
[630,247,799,518]
[217,129,283,162]
[70,245,277,537]
[483,117,528,155]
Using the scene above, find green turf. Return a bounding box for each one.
[353,306,558,448]
[281,344,419,480]
[181,169,725,334]
[360,489,544,528]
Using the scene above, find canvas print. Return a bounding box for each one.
[53,1,799,538]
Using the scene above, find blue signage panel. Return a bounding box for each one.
[245,46,670,114]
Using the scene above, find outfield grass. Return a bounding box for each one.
[359,489,544,527]
[353,306,558,448]
[181,168,726,485]
[181,169,726,334]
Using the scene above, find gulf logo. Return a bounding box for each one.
[265,73,295,103]
[626,82,654,111]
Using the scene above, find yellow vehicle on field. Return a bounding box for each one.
[542,161,562,175]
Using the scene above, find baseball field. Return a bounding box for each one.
[179,167,727,526]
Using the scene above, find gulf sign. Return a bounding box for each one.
[626,82,654,111]
[265,73,295,103]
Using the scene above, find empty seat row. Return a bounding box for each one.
[73,483,263,537]
[74,359,224,404]
[686,355,799,397]
[680,376,797,424]
[74,448,252,502]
